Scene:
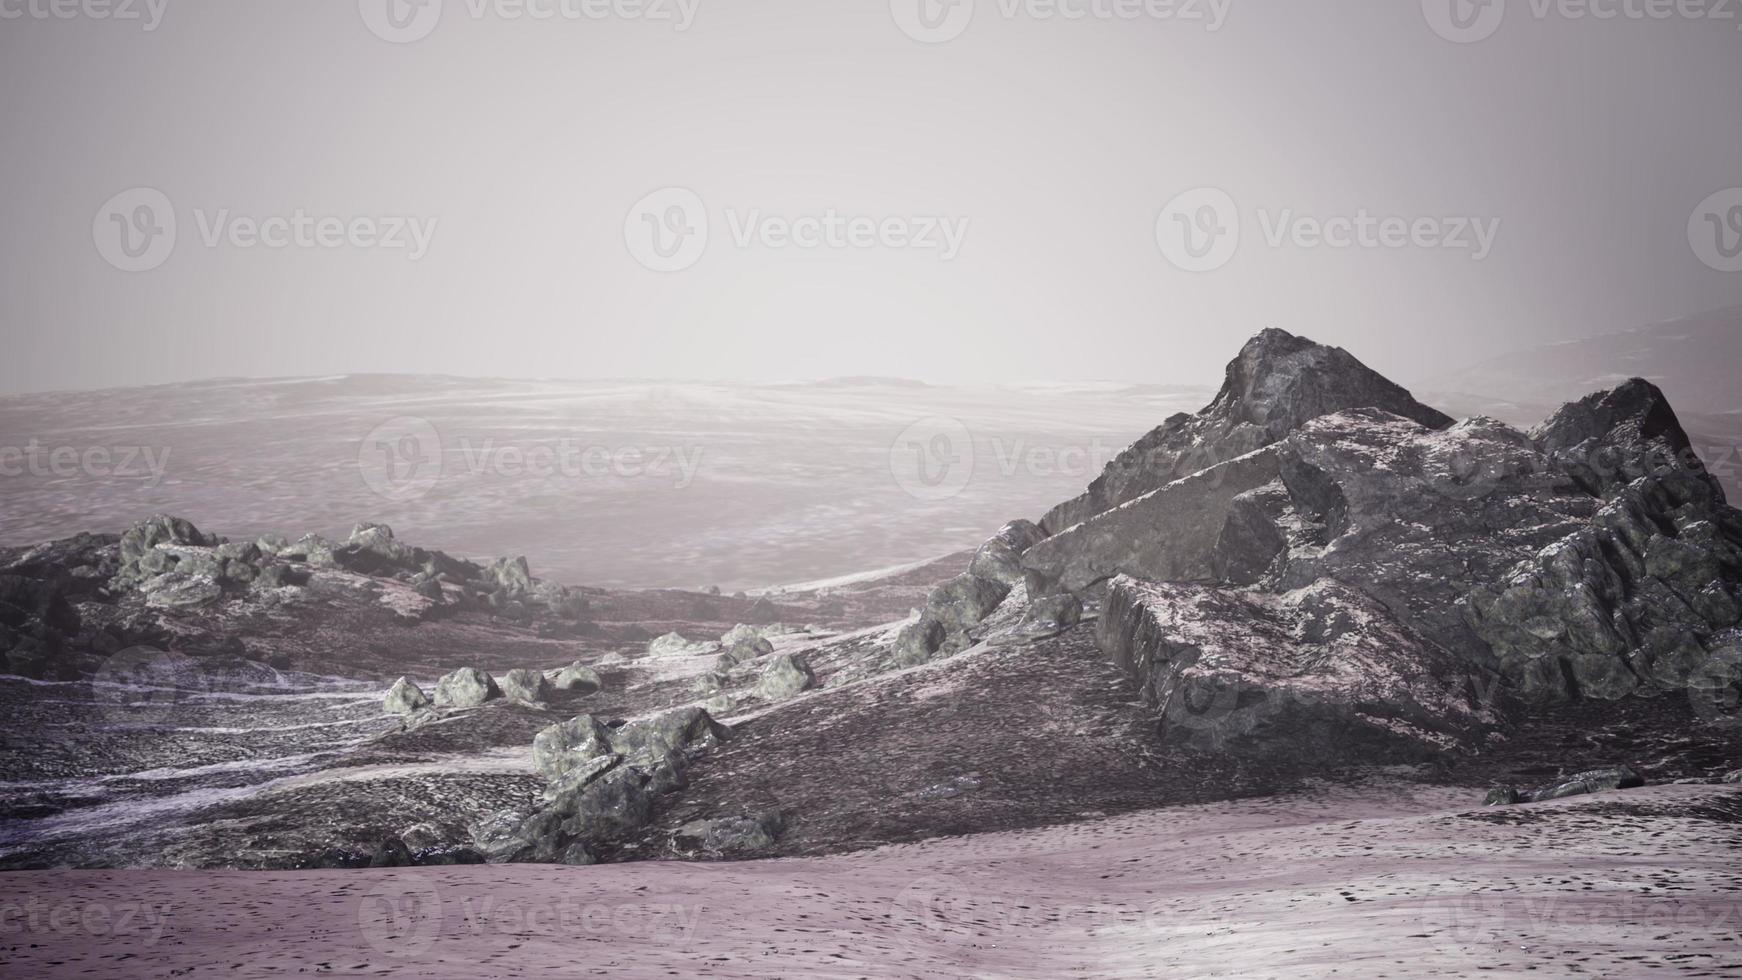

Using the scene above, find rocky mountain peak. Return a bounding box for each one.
[1040,329,1454,532]
[1207,328,1453,435]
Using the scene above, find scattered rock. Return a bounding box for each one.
[1486,767,1647,805]
[433,667,502,708]
[674,812,785,854]
[532,714,615,782]
[383,677,431,717]
[551,663,603,695]
[924,573,1011,634]
[648,632,719,658]
[893,616,947,667]
[499,668,551,703]
[757,653,816,701]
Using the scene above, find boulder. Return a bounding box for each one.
[532,714,615,781]
[432,667,502,708]
[674,812,785,854]
[893,617,947,667]
[551,663,603,694]
[757,653,816,701]
[383,677,431,717]
[483,556,535,596]
[499,668,551,703]
[608,707,732,761]
[968,519,1048,587]
[923,573,1012,634]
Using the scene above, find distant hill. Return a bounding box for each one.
[1426,306,1742,420]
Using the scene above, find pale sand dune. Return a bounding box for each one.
[4,783,1738,979]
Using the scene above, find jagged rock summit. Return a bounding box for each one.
[1041,328,1452,533]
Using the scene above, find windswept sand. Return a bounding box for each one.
[3,782,1738,979]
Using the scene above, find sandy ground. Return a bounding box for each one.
[3,782,1739,979]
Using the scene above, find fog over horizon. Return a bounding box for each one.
[2,0,1740,397]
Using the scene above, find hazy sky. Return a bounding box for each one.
[2,0,1740,396]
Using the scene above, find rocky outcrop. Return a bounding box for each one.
[1531,379,1716,498]
[1098,576,1503,760]
[674,812,785,854]
[1041,330,1451,533]
[487,708,733,863]
[1023,448,1282,597]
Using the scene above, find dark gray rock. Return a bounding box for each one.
[968,519,1048,588]
[532,714,614,781]
[432,667,502,708]
[757,653,816,700]
[499,668,551,704]
[893,616,947,667]
[1097,575,1502,761]
[384,677,431,717]
[1024,448,1282,597]
[1531,378,1718,498]
[1042,329,1451,533]
[674,812,785,854]
[923,573,1011,634]
[1486,767,1646,805]
[552,663,603,694]
[607,707,732,761]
